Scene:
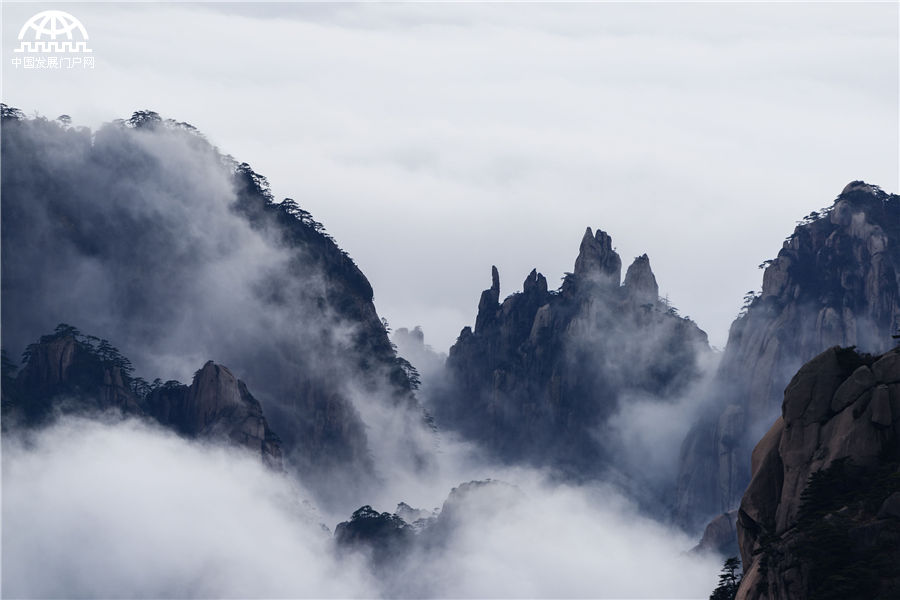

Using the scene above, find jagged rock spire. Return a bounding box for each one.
[522,268,548,295]
[573,227,622,285]
[623,254,659,306]
[475,266,501,334]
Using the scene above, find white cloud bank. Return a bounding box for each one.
[2,417,720,599]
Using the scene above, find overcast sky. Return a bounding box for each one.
[3,1,898,352]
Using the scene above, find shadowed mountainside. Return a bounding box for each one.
[735,345,900,600]
[676,181,900,532]
[2,325,283,467]
[0,106,433,506]
[431,228,710,483]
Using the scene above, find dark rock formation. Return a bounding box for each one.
[676,182,900,532]
[735,345,900,600]
[2,326,143,426]
[334,479,521,572]
[146,361,282,467]
[574,227,621,284]
[334,505,415,568]
[432,227,709,478]
[623,253,659,307]
[692,510,738,557]
[2,326,283,467]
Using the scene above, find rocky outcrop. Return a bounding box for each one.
[676,182,900,532]
[334,505,415,568]
[623,254,659,307]
[692,510,739,557]
[2,326,283,467]
[334,479,520,569]
[433,228,709,478]
[735,345,900,600]
[2,328,142,426]
[146,361,282,467]
[574,227,621,285]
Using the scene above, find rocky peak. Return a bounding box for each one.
[623,254,659,306]
[840,179,886,199]
[735,345,900,599]
[190,361,246,419]
[437,226,709,481]
[475,266,501,334]
[573,227,622,285]
[675,182,900,533]
[522,268,548,296]
[5,329,142,425]
[147,360,282,468]
[4,326,284,468]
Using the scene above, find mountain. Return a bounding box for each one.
[146,361,283,467]
[334,479,521,569]
[0,106,432,506]
[2,325,283,467]
[431,228,710,479]
[675,181,900,532]
[735,345,900,600]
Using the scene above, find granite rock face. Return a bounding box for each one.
[147,361,282,467]
[2,327,283,467]
[434,227,709,478]
[735,345,900,600]
[692,509,739,557]
[676,182,900,531]
[2,330,142,425]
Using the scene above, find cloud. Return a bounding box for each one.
[398,478,721,599]
[1,417,376,598]
[2,416,721,599]
[1,114,442,514]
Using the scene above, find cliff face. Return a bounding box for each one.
[147,362,282,467]
[3,331,143,424]
[735,345,900,600]
[676,182,900,531]
[0,108,430,496]
[435,227,709,476]
[2,327,283,467]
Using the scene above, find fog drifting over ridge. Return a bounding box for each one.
[2,416,721,599]
[2,2,898,597]
[2,1,897,351]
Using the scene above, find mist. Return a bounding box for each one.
[0,108,752,600]
[0,111,437,514]
[2,415,720,599]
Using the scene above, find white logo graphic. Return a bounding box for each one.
[15,10,92,54]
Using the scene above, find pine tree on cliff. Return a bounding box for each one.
[709,557,742,600]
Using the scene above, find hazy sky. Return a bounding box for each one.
[3,1,898,352]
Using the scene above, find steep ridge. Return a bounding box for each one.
[146,361,283,467]
[676,181,900,532]
[434,227,709,478]
[0,106,432,502]
[2,325,283,467]
[735,345,900,600]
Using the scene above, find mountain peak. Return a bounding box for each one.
[522,268,548,295]
[573,227,622,285]
[623,254,659,305]
[840,180,884,198]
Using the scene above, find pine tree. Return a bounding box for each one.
[709,556,742,600]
